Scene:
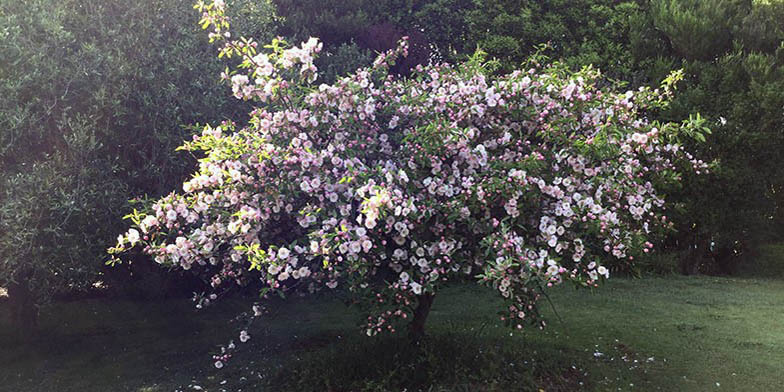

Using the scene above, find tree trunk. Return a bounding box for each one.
[408,293,435,341]
[7,278,38,334]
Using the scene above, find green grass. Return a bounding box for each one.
[1,275,784,391]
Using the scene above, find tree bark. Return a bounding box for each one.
[7,278,38,334]
[408,293,435,341]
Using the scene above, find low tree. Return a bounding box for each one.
[111,0,707,362]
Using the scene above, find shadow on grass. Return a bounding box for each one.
[249,329,588,392]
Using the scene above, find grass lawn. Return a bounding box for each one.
[1,275,783,391]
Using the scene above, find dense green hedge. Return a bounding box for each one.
[0,0,276,325]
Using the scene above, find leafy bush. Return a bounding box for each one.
[650,0,743,61]
[272,0,434,79]
[0,130,126,328]
[733,0,784,53]
[661,46,784,271]
[313,42,375,84]
[461,0,647,78]
[0,0,276,328]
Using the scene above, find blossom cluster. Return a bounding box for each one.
[111,0,707,345]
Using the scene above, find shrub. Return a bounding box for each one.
[0,137,126,330]
[0,0,276,328]
[650,0,743,61]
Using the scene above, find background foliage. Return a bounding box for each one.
[1,0,783,327]
[0,0,276,323]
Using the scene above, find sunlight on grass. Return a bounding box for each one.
[137,386,163,392]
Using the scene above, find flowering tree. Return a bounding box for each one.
[110,0,707,357]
